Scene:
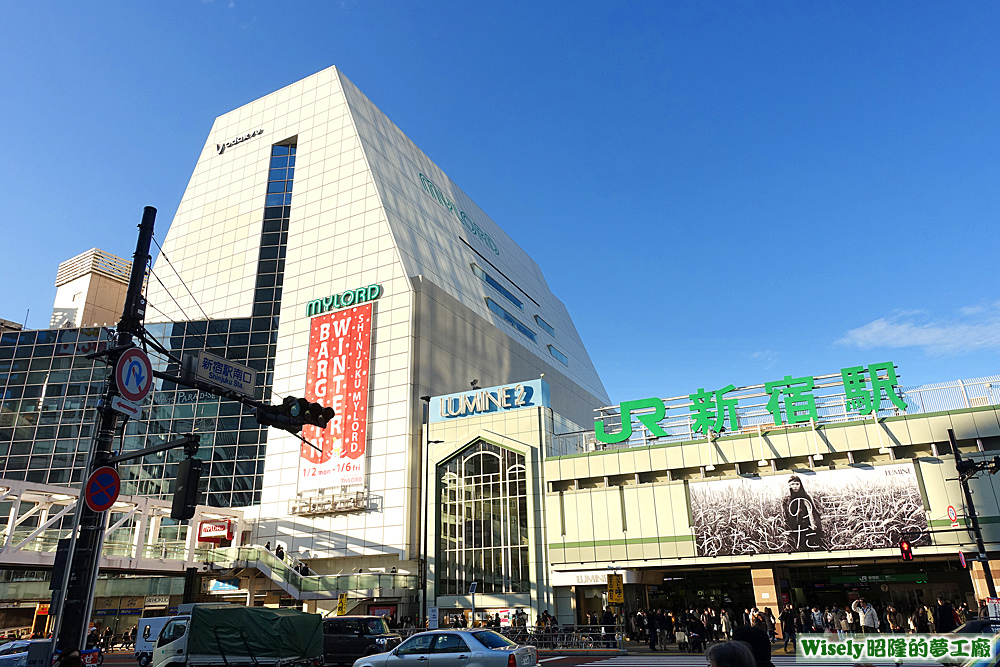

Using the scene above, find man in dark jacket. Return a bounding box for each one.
[779,605,797,652]
[934,597,958,633]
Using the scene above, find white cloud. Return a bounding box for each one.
[837,304,1000,355]
[748,350,778,369]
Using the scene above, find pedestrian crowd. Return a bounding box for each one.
[625,596,975,654]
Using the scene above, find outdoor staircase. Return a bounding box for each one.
[203,546,418,601]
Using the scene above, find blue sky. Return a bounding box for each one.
[1,2,997,405]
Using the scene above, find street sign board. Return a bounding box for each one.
[337,593,348,616]
[948,505,959,528]
[608,573,624,604]
[428,607,439,630]
[468,582,477,594]
[84,466,121,512]
[194,350,257,397]
[959,551,967,569]
[115,348,153,403]
[988,598,1000,620]
[110,395,141,417]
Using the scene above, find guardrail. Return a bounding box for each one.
[202,546,419,596]
[392,625,625,650]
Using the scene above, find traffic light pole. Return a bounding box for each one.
[52,207,156,654]
[950,428,997,600]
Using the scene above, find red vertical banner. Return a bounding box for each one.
[300,302,373,491]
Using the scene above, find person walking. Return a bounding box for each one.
[721,609,733,641]
[647,609,658,651]
[779,605,797,653]
[852,598,879,633]
[934,597,958,634]
[764,608,776,642]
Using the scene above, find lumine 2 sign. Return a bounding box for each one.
[595,362,907,444]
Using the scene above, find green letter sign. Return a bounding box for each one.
[595,398,667,444]
[596,362,907,445]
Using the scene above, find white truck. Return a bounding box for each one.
[135,617,172,666]
[150,605,322,667]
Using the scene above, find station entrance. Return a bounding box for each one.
[785,558,975,615]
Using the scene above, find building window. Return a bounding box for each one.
[534,316,554,336]
[485,298,536,342]
[472,264,523,311]
[438,441,529,595]
[548,345,568,366]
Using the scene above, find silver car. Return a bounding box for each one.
[352,630,538,667]
[0,641,32,667]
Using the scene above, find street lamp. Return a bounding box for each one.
[419,394,445,628]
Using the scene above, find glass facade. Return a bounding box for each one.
[0,321,272,508]
[0,141,299,509]
[438,441,529,595]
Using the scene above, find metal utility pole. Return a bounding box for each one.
[950,428,997,599]
[52,207,156,653]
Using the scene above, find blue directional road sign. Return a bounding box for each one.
[85,466,121,512]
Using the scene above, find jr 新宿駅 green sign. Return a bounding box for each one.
[306,284,382,317]
[419,173,500,256]
[595,362,908,444]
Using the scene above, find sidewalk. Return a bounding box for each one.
[624,639,790,655]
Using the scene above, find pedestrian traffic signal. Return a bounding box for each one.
[899,539,914,561]
[255,396,335,434]
[171,457,203,521]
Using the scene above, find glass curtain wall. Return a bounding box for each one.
[438,441,529,595]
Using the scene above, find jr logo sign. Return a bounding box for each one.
[300,302,373,491]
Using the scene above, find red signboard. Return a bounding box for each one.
[198,520,233,542]
[301,302,373,490]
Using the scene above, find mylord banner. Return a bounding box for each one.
[689,463,928,557]
[300,302,373,491]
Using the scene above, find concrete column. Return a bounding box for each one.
[970,561,1000,602]
[132,503,149,561]
[304,599,317,613]
[246,575,256,607]
[751,568,782,638]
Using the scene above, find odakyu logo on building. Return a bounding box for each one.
[419,173,500,256]
[216,128,264,155]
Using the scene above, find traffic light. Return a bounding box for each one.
[899,539,914,561]
[255,396,335,433]
[171,457,203,520]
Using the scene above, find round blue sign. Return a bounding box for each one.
[85,466,121,512]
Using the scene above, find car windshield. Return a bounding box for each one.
[472,631,517,649]
[365,618,389,635]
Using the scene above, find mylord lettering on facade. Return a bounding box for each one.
[430,378,550,423]
[419,173,500,256]
[306,284,382,317]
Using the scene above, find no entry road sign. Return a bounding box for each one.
[85,466,121,512]
[115,348,153,403]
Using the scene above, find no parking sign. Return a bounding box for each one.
[85,466,121,512]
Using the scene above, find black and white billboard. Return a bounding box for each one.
[690,463,929,557]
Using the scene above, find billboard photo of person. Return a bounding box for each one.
[690,463,929,557]
[784,474,823,551]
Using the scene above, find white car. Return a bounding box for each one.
[352,630,538,667]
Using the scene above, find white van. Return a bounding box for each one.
[135,617,172,667]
